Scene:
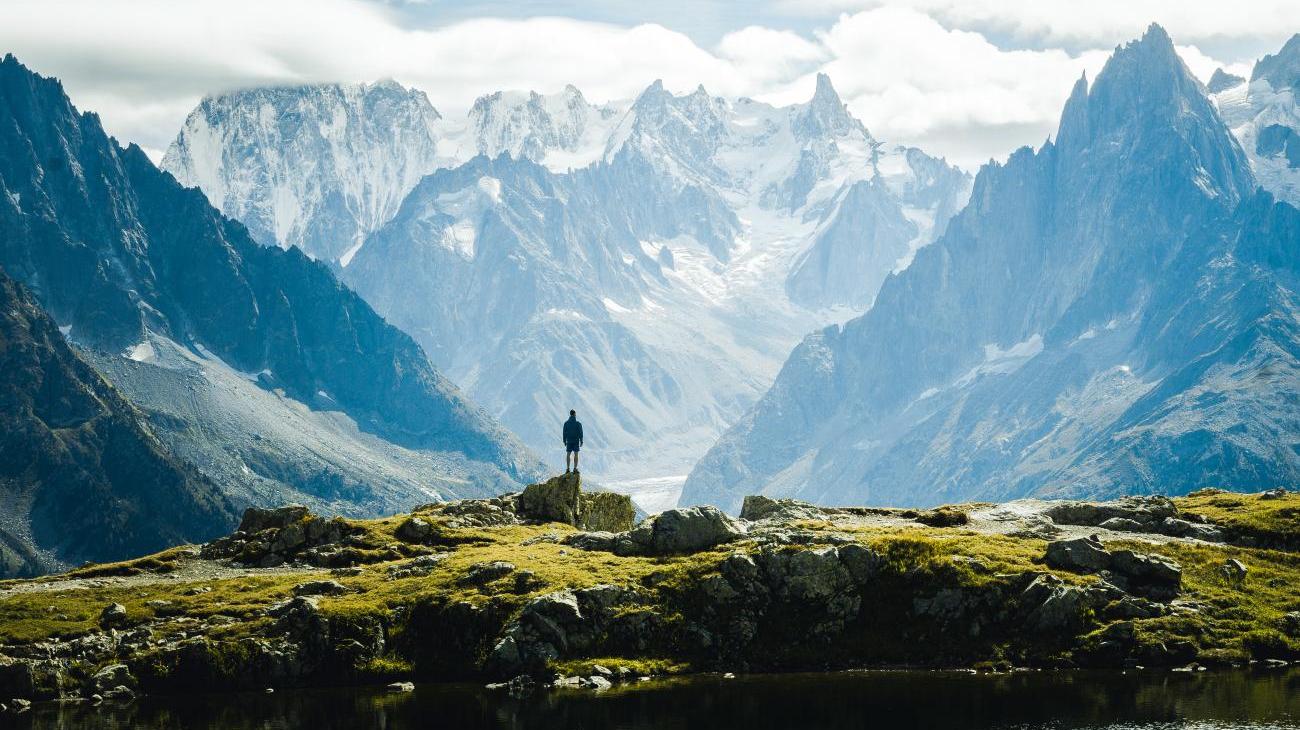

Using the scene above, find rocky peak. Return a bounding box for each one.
[794,72,866,141]
[1207,68,1246,94]
[1055,22,1251,206]
[1251,33,1300,90]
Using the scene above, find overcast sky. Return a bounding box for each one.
[1,0,1297,170]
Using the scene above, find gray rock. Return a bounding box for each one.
[89,664,135,695]
[102,685,135,701]
[1044,536,1111,573]
[292,580,348,597]
[98,603,128,629]
[740,495,826,522]
[1261,488,1288,500]
[459,561,516,587]
[620,506,746,555]
[1110,550,1181,589]
[1099,517,1145,532]
[1020,574,1090,632]
[395,517,433,543]
[239,505,310,533]
[1282,611,1300,637]
[1219,558,1247,584]
[578,492,636,533]
[519,474,581,525]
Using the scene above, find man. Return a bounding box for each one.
[563,409,584,474]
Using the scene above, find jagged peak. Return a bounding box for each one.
[1207,68,1246,94]
[1252,33,1300,88]
[812,72,841,105]
[795,71,865,141]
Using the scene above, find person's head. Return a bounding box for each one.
[569,410,576,418]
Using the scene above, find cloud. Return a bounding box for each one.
[772,0,1299,49]
[0,0,1264,169]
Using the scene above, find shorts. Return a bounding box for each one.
[566,443,581,453]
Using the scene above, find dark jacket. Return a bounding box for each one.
[563,417,583,447]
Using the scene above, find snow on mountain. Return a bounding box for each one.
[161,80,451,264]
[684,25,1287,513]
[1212,34,1300,208]
[338,76,969,498]
[468,85,627,172]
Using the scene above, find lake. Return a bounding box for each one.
[5,669,1300,729]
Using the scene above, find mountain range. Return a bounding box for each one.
[0,55,544,573]
[162,72,972,493]
[683,26,1300,511]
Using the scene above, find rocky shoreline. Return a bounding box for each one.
[2,476,1299,711]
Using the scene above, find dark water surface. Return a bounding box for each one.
[5,669,1300,729]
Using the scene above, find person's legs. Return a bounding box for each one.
[573,450,579,473]
[565,451,572,473]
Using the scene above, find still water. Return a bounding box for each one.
[5,669,1300,729]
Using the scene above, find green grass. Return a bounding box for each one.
[5,492,1300,680]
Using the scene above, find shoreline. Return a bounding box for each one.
[2,478,1299,709]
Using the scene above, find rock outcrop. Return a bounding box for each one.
[564,506,746,556]
[1044,536,1182,600]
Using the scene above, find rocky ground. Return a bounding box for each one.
[2,475,1299,711]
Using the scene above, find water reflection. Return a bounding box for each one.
[6,669,1300,730]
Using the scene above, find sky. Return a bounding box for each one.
[1,0,1297,170]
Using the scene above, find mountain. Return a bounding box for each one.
[682,25,1297,512]
[161,80,450,264]
[0,55,544,516]
[1211,34,1300,208]
[332,76,969,492]
[469,85,626,170]
[0,267,236,577]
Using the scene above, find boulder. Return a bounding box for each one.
[519,474,581,525]
[459,561,516,587]
[1020,574,1094,632]
[578,492,636,533]
[239,505,310,534]
[99,603,128,629]
[292,580,348,597]
[740,496,826,522]
[1219,558,1247,585]
[89,664,135,695]
[1108,550,1181,599]
[620,506,746,555]
[1261,488,1288,500]
[1099,517,1145,532]
[419,498,521,528]
[1044,536,1111,573]
[395,517,433,543]
[1045,496,1177,527]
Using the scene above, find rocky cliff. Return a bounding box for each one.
[0,267,235,578]
[684,25,1296,511]
[0,55,544,512]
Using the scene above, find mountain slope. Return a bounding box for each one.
[338,78,969,487]
[0,55,544,510]
[161,80,449,264]
[683,25,1289,512]
[0,267,235,578]
[1212,34,1300,208]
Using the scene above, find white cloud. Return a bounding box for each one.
[0,0,1269,169]
[773,0,1299,48]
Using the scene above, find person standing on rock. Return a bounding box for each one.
[563,409,584,474]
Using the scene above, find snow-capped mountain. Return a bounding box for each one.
[161,80,450,264]
[683,25,1298,512]
[1212,34,1300,208]
[336,76,969,497]
[469,85,626,171]
[0,56,543,523]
